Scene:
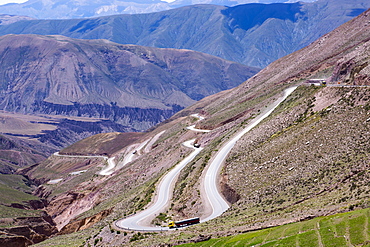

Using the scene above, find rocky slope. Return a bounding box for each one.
[19,8,370,247]
[0,173,58,247]
[0,0,368,68]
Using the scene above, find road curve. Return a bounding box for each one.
[115,139,203,231]
[187,114,211,133]
[99,157,116,176]
[202,86,297,222]
[53,152,108,160]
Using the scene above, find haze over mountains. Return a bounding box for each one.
[0,0,368,68]
[0,0,317,18]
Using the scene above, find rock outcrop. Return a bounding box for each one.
[0,213,58,246]
[59,208,113,235]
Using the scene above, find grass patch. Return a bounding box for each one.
[0,183,38,205]
[32,229,94,247]
[0,174,33,193]
[0,205,41,219]
[177,208,370,247]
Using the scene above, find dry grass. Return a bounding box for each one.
[60,132,144,156]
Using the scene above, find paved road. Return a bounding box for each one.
[53,152,108,160]
[202,86,297,222]
[53,152,115,176]
[115,87,297,230]
[115,139,203,231]
[53,137,152,176]
[99,157,116,176]
[186,114,210,133]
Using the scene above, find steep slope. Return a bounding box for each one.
[0,0,368,67]
[0,34,257,133]
[20,8,370,247]
[0,173,58,247]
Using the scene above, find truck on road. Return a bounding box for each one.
[168,217,200,228]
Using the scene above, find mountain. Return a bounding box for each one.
[0,34,258,148]
[0,0,317,19]
[12,7,370,247]
[0,0,368,68]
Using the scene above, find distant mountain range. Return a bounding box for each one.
[0,0,368,68]
[0,0,317,19]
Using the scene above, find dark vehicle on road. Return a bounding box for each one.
[168,217,200,228]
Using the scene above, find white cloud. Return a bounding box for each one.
[0,0,28,5]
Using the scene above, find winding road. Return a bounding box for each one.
[52,135,156,177]
[115,139,203,231]
[115,86,297,231]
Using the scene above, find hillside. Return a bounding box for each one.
[0,134,50,174]
[9,7,369,247]
[59,132,144,156]
[0,0,368,68]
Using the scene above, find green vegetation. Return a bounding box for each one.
[33,228,97,247]
[130,232,157,242]
[0,175,42,221]
[0,205,41,219]
[156,213,170,223]
[0,183,38,205]
[178,208,370,247]
[0,174,33,193]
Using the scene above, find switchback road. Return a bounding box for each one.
[202,86,297,221]
[115,86,297,230]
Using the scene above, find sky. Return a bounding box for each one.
[0,0,27,4]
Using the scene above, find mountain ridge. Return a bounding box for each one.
[0,0,368,67]
[0,0,317,19]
